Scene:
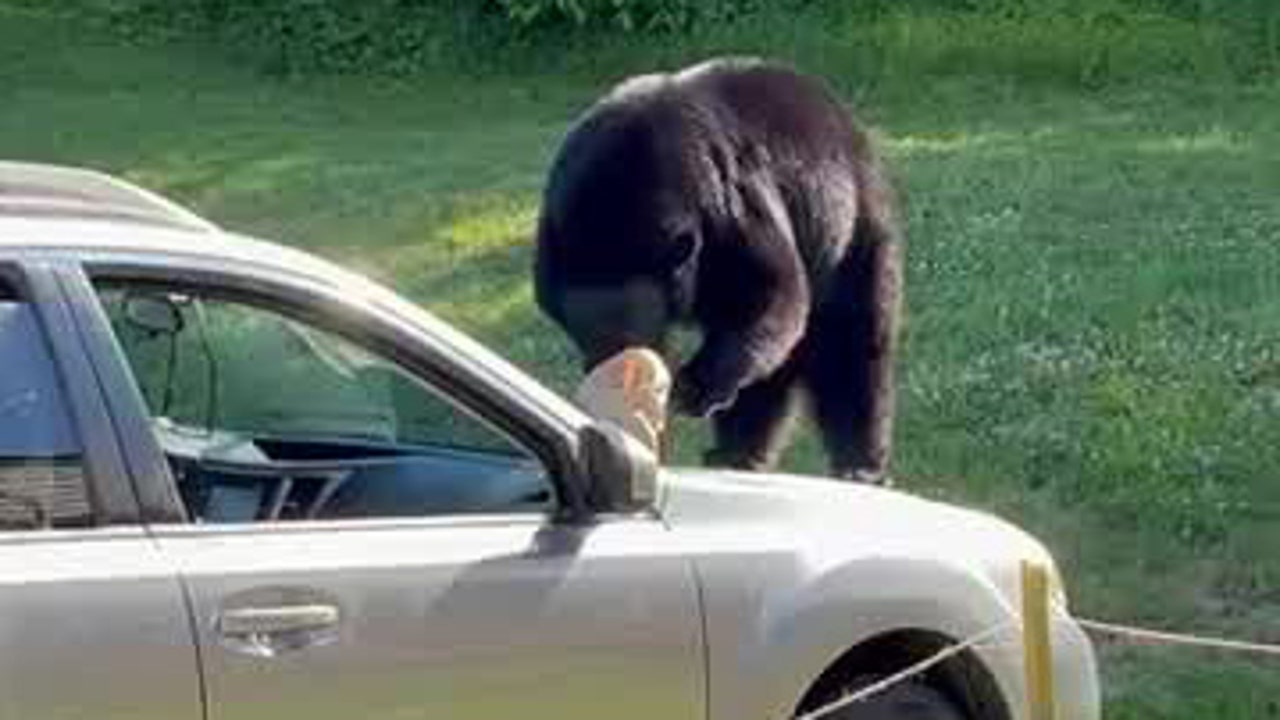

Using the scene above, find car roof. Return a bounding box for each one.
[0,162,592,432]
[0,161,356,284]
[1,216,347,281]
[0,160,218,233]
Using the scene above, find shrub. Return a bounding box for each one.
[116,0,496,75]
[108,0,1276,79]
[489,0,772,32]
[113,0,781,74]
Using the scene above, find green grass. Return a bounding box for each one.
[3,3,1279,717]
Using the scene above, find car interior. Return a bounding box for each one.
[98,286,555,524]
[0,283,93,530]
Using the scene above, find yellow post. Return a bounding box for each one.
[1021,560,1057,720]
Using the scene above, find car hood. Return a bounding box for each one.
[655,467,1064,607]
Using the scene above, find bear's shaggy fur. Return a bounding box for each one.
[535,58,903,482]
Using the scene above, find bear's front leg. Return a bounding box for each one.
[672,335,756,417]
[672,173,811,416]
[673,317,807,418]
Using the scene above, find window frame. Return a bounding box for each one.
[0,259,140,530]
[67,257,583,526]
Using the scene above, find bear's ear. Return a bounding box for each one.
[664,229,701,272]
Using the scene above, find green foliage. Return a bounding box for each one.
[94,0,1278,81]
[490,0,771,32]
[114,0,496,74]
[108,0,785,73]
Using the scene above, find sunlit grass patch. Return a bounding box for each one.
[1134,129,1253,155]
[862,8,1234,87]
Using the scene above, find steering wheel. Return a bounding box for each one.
[0,488,48,529]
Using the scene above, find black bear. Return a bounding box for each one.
[534,58,903,483]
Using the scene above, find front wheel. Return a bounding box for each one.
[803,675,969,720]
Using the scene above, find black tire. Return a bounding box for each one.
[805,675,969,720]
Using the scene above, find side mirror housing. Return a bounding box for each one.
[122,292,186,336]
[577,421,659,513]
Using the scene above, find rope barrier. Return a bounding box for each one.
[794,620,1014,720]
[790,613,1280,720]
[1078,617,1280,658]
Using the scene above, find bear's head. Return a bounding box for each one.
[535,101,709,371]
[537,224,700,372]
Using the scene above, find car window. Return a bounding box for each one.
[0,282,93,531]
[96,284,553,524]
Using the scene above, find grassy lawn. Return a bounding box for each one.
[4,3,1279,717]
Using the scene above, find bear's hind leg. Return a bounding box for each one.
[805,235,902,484]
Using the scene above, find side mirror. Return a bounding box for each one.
[578,421,659,513]
[122,292,185,337]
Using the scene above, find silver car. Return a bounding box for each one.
[0,161,1100,720]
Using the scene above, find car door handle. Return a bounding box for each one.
[217,588,343,658]
[220,604,340,637]
[217,603,341,658]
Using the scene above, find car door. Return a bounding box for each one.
[71,261,705,720]
[0,259,200,720]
